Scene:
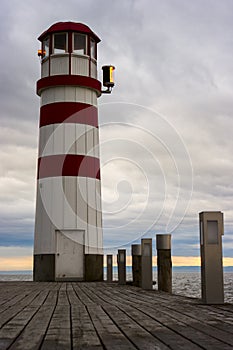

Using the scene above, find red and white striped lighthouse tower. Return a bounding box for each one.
[34,22,110,281]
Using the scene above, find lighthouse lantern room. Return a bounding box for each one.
[34,22,106,281]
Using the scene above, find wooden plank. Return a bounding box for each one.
[0,287,51,349]
[72,306,103,349]
[9,305,56,350]
[0,284,27,307]
[72,283,95,306]
[66,284,103,348]
[0,287,43,329]
[41,287,71,350]
[88,305,136,350]
[41,315,70,348]
[103,305,170,350]
[0,283,41,313]
[215,304,233,313]
[66,283,84,307]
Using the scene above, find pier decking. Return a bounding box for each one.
[0,282,233,349]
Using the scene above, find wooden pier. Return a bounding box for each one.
[0,282,233,349]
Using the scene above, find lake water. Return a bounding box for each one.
[103,266,233,302]
[0,267,232,303]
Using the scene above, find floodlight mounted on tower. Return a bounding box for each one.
[101,65,115,93]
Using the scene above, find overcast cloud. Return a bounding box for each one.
[0,0,233,262]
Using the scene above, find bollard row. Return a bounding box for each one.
[105,211,225,304]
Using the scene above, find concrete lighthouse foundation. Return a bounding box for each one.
[34,22,104,281]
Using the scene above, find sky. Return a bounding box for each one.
[1,0,233,269]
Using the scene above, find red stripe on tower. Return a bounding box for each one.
[37,75,101,96]
[40,103,98,127]
[38,154,100,180]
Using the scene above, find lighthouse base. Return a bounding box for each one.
[33,254,55,282]
[33,254,103,282]
[85,254,103,282]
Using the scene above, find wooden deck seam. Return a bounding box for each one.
[205,304,233,315]
[37,283,60,350]
[80,284,171,349]
[84,284,204,350]
[109,286,233,335]
[69,283,104,349]
[0,288,54,349]
[98,286,208,349]
[0,288,46,331]
[114,286,233,347]
[66,283,74,350]
[0,284,44,315]
[103,305,169,350]
[40,283,72,350]
[157,302,233,337]
[90,284,233,349]
[85,304,109,350]
[79,284,169,350]
[80,284,160,349]
[78,284,140,349]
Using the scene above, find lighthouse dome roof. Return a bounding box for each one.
[38,21,100,43]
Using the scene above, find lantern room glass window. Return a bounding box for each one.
[42,36,50,58]
[73,33,87,55]
[53,33,67,54]
[90,39,96,59]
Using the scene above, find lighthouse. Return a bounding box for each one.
[34,22,113,281]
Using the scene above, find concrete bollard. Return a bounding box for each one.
[107,255,113,283]
[117,249,126,285]
[199,211,224,304]
[141,239,153,290]
[131,244,141,287]
[156,234,172,293]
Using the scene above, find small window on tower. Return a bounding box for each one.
[53,33,67,54]
[73,33,87,55]
[42,36,50,58]
[90,39,96,59]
